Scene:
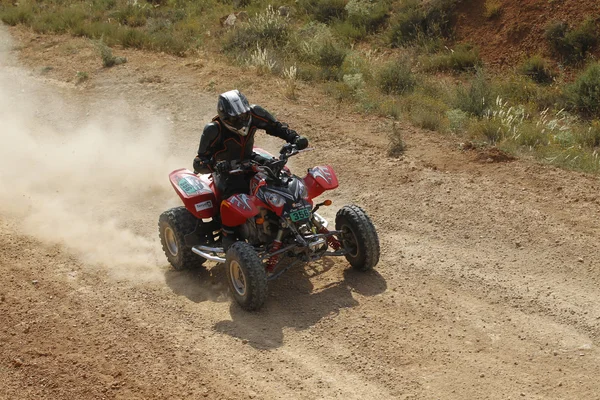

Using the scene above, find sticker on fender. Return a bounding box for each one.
[195,200,213,212]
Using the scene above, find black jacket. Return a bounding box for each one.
[193,105,298,174]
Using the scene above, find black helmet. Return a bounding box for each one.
[217,89,252,136]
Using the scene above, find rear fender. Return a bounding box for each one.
[169,169,218,219]
[303,165,339,200]
[221,193,265,227]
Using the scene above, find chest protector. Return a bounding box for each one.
[212,118,258,162]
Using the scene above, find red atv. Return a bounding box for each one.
[158,144,380,310]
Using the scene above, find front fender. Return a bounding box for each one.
[221,193,264,227]
[304,165,339,200]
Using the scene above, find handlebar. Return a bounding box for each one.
[217,144,313,179]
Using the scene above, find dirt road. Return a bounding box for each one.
[2,27,600,400]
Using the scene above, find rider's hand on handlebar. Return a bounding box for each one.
[294,135,309,150]
[214,160,231,174]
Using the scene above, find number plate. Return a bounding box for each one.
[289,208,311,222]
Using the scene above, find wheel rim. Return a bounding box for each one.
[229,260,247,297]
[165,226,178,256]
[341,225,359,257]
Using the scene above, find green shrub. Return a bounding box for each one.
[318,41,347,80]
[94,39,126,67]
[446,108,469,133]
[483,0,502,19]
[470,118,504,144]
[223,6,290,52]
[111,5,148,27]
[454,71,494,117]
[573,121,600,148]
[545,19,599,64]
[345,0,388,33]
[424,44,481,72]
[570,63,600,117]
[520,55,556,84]
[0,3,34,26]
[332,20,367,42]
[377,60,416,95]
[515,121,547,148]
[390,0,458,47]
[120,28,150,49]
[401,92,448,131]
[388,123,406,157]
[299,0,347,23]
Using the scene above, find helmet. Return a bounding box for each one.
[217,89,252,136]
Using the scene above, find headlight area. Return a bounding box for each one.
[265,192,285,208]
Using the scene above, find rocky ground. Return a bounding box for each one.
[1,26,600,399]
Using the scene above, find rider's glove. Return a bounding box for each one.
[214,160,231,174]
[294,135,309,150]
[193,156,203,174]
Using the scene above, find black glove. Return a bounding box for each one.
[214,160,231,174]
[193,156,203,174]
[294,135,309,150]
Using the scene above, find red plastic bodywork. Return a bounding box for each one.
[221,193,266,227]
[169,169,218,219]
[303,165,339,200]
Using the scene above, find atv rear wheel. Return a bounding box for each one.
[226,242,267,311]
[158,207,205,270]
[335,205,380,271]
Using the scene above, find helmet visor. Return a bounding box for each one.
[224,112,250,130]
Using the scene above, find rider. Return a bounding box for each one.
[193,89,309,250]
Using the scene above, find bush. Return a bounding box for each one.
[345,0,388,33]
[570,63,600,117]
[515,121,547,148]
[454,71,494,117]
[401,93,448,131]
[299,0,347,23]
[545,19,599,64]
[223,6,290,52]
[390,0,458,47]
[520,55,556,84]
[573,121,600,148]
[318,41,347,80]
[483,0,502,19]
[446,109,469,134]
[388,123,406,157]
[377,60,416,95]
[120,28,150,49]
[0,3,34,26]
[424,44,481,72]
[470,118,504,144]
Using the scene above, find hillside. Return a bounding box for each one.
[455,0,600,68]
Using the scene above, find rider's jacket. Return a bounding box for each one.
[193,105,299,174]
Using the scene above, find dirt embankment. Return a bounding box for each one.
[2,25,600,400]
[455,0,600,68]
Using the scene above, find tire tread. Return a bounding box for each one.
[335,204,380,271]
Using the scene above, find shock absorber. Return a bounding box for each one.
[321,227,341,250]
[312,216,341,250]
[267,229,284,272]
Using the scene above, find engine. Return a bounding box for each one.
[239,217,276,246]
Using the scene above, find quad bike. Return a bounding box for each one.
[158,144,380,311]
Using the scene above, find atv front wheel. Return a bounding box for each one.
[158,207,205,270]
[335,205,380,271]
[226,242,267,311]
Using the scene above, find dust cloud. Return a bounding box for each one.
[0,27,179,281]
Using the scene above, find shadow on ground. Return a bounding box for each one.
[164,263,229,304]
[213,261,387,349]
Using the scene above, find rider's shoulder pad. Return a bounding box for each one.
[250,105,277,123]
[202,122,220,139]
